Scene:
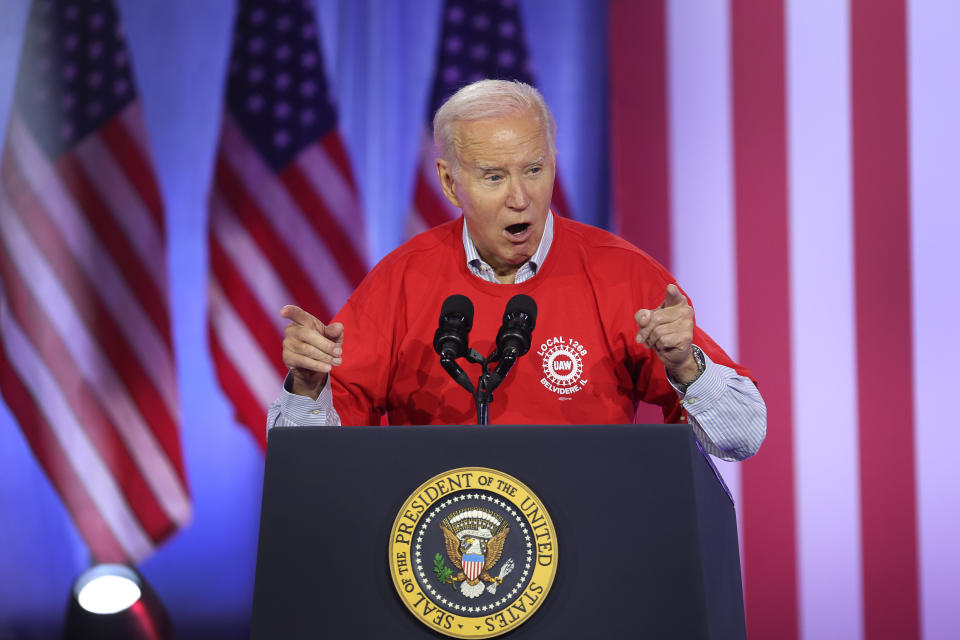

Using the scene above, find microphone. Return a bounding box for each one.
[434,295,476,395]
[495,294,538,360]
[433,294,474,360]
[489,295,537,387]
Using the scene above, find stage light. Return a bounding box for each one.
[75,564,142,614]
[64,564,174,640]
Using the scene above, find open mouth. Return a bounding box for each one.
[506,222,530,236]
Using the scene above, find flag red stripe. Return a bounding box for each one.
[208,324,269,450]
[413,170,455,229]
[53,153,173,351]
[278,163,366,286]
[850,1,920,637]
[0,343,127,562]
[99,115,165,231]
[208,240,286,378]
[608,0,671,269]
[2,151,186,480]
[213,155,333,321]
[0,237,174,543]
[731,1,798,638]
[549,168,573,220]
[321,132,358,193]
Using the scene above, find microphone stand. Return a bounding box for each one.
[464,349,515,425]
[438,351,497,424]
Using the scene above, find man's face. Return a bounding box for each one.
[436,109,556,282]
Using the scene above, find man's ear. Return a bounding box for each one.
[435,158,461,208]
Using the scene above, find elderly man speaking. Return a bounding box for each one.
[268,79,766,462]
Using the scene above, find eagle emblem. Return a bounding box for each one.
[437,508,515,599]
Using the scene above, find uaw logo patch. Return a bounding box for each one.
[537,336,589,397]
[389,467,558,638]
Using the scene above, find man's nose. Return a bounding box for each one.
[505,179,530,210]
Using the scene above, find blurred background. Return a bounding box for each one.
[0,0,957,638]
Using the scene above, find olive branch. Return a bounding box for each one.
[433,553,456,591]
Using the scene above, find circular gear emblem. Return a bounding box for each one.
[389,467,558,638]
[541,343,583,387]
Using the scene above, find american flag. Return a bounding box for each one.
[0,0,190,562]
[208,0,366,448]
[407,0,573,237]
[609,0,958,638]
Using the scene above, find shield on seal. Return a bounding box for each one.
[462,554,484,581]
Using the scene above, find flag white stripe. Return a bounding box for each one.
[0,295,154,561]
[665,0,742,526]
[7,116,179,420]
[0,187,190,526]
[908,2,960,638]
[210,190,293,334]
[209,280,281,409]
[220,116,354,314]
[295,145,365,256]
[74,134,167,291]
[786,2,864,638]
[666,0,738,358]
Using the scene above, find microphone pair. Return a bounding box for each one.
[432,294,538,424]
[433,294,538,365]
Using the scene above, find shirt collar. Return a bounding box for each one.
[462,212,555,283]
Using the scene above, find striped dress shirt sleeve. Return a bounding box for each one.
[267,373,339,428]
[671,348,766,461]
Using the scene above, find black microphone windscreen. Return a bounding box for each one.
[440,294,474,329]
[504,294,537,327]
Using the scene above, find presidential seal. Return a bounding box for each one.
[389,467,558,638]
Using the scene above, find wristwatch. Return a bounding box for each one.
[675,345,706,395]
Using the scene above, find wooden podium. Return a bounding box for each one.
[251,424,746,639]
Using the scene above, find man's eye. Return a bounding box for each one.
[528,166,542,175]
[486,174,503,183]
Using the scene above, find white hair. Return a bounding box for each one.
[432,79,557,169]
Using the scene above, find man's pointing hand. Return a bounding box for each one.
[280,305,344,398]
[634,284,699,385]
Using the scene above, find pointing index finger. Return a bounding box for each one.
[280,305,324,332]
[662,283,687,308]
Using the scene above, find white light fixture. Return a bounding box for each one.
[73,564,142,615]
[65,564,174,639]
